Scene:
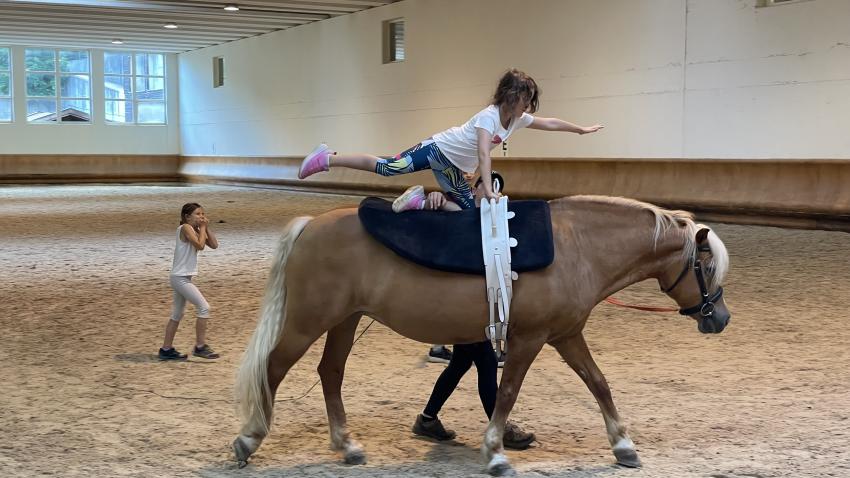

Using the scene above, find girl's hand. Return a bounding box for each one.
[484,189,500,202]
[426,191,446,210]
[580,124,604,135]
[199,217,209,228]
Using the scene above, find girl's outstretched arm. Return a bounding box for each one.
[529,117,603,134]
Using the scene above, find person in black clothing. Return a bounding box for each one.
[413,341,534,449]
[409,172,535,449]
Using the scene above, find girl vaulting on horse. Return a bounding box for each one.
[296,68,604,211]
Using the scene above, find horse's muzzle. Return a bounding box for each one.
[697,313,729,334]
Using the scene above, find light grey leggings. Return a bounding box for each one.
[170,275,210,322]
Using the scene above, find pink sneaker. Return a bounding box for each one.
[392,185,426,213]
[298,144,331,179]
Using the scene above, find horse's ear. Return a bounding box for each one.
[695,227,710,245]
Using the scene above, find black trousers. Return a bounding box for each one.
[423,340,498,419]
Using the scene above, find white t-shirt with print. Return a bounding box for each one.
[432,105,534,173]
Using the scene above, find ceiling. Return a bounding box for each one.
[0,0,399,53]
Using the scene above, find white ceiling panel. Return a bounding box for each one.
[0,0,399,53]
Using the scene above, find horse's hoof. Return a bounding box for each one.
[237,460,248,469]
[343,448,367,465]
[232,437,253,465]
[487,463,516,477]
[487,454,516,477]
[614,448,642,468]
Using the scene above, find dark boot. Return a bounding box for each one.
[412,414,456,441]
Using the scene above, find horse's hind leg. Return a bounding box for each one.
[318,313,366,465]
[551,333,641,468]
[234,327,324,467]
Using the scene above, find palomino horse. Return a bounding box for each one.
[233,195,731,476]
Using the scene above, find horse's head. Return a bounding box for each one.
[659,227,730,334]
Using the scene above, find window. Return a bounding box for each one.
[213,56,225,88]
[383,19,405,64]
[104,51,166,124]
[25,49,91,123]
[0,47,10,122]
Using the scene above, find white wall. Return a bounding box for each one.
[178,0,849,160]
[0,46,179,155]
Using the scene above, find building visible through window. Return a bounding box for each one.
[105,51,166,124]
[25,49,91,123]
[0,47,10,122]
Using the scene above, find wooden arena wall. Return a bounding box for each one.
[179,155,850,231]
[0,155,181,184]
[1,154,848,230]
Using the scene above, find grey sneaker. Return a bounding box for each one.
[503,421,535,450]
[193,344,220,359]
[412,414,456,441]
[158,347,187,361]
[427,345,452,364]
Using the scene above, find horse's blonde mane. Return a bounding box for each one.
[556,195,729,288]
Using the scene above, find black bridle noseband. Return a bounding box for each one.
[660,245,724,317]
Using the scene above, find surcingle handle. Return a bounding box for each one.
[489,198,498,236]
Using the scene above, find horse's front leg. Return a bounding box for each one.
[482,335,546,477]
[551,333,641,468]
[317,314,366,465]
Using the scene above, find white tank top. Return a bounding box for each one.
[171,226,199,276]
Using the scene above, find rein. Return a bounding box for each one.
[603,296,678,313]
[605,244,723,317]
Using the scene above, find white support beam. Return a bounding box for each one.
[0,20,255,40]
[0,37,188,52]
[0,10,293,32]
[0,0,400,52]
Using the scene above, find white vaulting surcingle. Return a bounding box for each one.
[481,195,517,356]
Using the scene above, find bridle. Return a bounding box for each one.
[660,245,724,317]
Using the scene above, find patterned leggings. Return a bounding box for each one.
[375,139,475,210]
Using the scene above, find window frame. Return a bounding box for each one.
[25,48,92,125]
[0,46,11,123]
[213,56,225,88]
[104,51,167,126]
[382,18,405,64]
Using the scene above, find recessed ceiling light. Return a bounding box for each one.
[111,39,124,44]
[163,23,178,29]
[223,4,239,11]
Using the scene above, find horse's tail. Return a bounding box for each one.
[235,216,313,436]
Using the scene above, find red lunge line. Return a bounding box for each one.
[604,296,679,313]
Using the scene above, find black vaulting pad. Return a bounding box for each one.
[358,197,554,275]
